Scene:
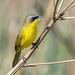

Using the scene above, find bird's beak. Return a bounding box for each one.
[38,16,42,20]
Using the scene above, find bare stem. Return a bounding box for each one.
[59,0,75,14]
[58,17,75,20]
[23,59,75,67]
[56,0,64,13]
[53,0,59,19]
[66,4,75,12]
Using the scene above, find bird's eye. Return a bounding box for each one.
[31,16,39,22]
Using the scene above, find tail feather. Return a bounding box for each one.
[12,51,21,68]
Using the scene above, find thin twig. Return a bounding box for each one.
[53,0,59,19]
[59,0,75,14]
[58,17,75,20]
[7,0,75,75]
[56,0,64,13]
[66,4,75,12]
[23,59,75,67]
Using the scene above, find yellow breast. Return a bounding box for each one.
[15,20,38,52]
[16,20,38,52]
[21,25,37,48]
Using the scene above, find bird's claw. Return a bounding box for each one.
[32,43,38,48]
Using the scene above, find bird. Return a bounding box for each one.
[12,14,42,68]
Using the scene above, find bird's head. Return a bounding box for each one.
[24,14,42,24]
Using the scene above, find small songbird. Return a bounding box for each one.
[12,14,42,68]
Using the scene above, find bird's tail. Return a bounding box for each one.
[12,51,21,68]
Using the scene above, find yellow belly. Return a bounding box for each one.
[21,26,37,48]
[15,20,38,53]
[16,26,37,52]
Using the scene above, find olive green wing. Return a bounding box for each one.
[15,34,22,52]
[15,27,27,52]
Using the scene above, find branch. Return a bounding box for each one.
[53,0,59,19]
[58,17,75,20]
[66,4,75,12]
[56,0,64,13]
[7,0,75,75]
[23,59,75,67]
[59,0,75,14]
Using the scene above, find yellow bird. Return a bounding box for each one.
[12,14,41,68]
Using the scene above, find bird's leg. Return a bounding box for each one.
[32,43,38,48]
[21,51,28,65]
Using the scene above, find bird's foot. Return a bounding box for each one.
[32,43,38,48]
[21,52,27,64]
[22,55,26,62]
[21,55,28,66]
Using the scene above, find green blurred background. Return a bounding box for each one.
[0,0,75,75]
